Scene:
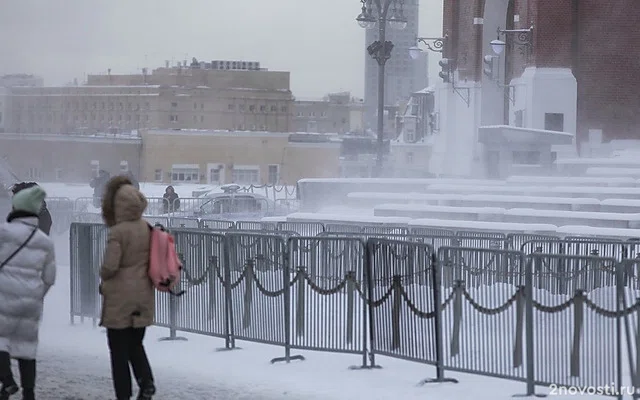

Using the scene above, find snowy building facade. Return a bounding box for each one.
[3,63,294,135]
[292,92,365,134]
[421,0,640,178]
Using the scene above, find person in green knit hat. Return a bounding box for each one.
[0,185,56,400]
[11,183,52,236]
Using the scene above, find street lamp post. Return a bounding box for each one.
[356,0,407,177]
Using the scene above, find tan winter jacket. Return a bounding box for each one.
[99,176,154,329]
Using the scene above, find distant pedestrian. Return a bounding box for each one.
[0,185,57,400]
[99,175,156,400]
[162,186,180,214]
[89,170,111,208]
[11,182,52,236]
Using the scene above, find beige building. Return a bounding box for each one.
[0,74,43,88]
[5,63,293,135]
[0,133,141,183]
[293,92,365,134]
[140,129,340,185]
[0,87,8,133]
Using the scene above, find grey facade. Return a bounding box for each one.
[364,0,428,131]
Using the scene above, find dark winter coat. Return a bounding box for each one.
[90,171,111,200]
[162,187,180,214]
[99,176,154,329]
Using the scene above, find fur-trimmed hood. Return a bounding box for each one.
[101,175,148,227]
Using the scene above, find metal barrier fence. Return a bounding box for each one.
[70,223,640,396]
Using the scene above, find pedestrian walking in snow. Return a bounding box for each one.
[161,186,180,214]
[10,183,52,236]
[90,169,111,208]
[0,186,56,400]
[99,175,156,400]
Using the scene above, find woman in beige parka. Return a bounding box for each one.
[99,175,156,400]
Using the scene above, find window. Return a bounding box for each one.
[171,165,200,183]
[54,168,63,181]
[171,102,178,108]
[120,161,129,173]
[270,105,277,112]
[249,105,256,112]
[169,115,178,122]
[27,168,41,180]
[514,110,524,127]
[512,151,541,165]
[239,104,246,112]
[406,152,414,164]
[544,113,564,132]
[297,112,303,117]
[90,160,100,178]
[208,164,223,185]
[228,104,235,111]
[200,116,204,123]
[268,165,279,185]
[154,169,162,182]
[281,106,288,113]
[260,105,266,112]
[321,111,327,117]
[232,166,260,185]
[194,102,198,110]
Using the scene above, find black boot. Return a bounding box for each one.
[20,388,34,400]
[0,382,18,400]
[0,352,17,400]
[136,379,155,400]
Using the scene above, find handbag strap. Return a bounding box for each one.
[0,225,39,270]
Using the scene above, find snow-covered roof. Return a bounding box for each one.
[409,218,558,233]
[505,175,636,186]
[286,212,411,225]
[505,208,640,221]
[374,204,507,215]
[556,225,640,239]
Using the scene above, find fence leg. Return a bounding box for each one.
[513,256,545,398]
[418,253,458,386]
[159,293,188,342]
[270,246,304,365]
[217,236,237,352]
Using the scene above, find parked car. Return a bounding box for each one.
[172,184,289,221]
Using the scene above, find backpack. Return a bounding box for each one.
[148,223,184,295]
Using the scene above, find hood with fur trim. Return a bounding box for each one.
[101,175,148,227]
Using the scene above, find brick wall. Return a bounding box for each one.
[442,0,484,82]
[575,0,640,143]
[443,0,640,143]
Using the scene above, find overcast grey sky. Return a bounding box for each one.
[0,0,443,99]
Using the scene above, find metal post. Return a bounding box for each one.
[375,18,387,177]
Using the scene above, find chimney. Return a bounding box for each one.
[165,60,170,68]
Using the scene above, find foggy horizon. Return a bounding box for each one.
[0,0,443,99]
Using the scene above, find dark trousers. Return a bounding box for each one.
[107,327,154,400]
[0,351,36,396]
